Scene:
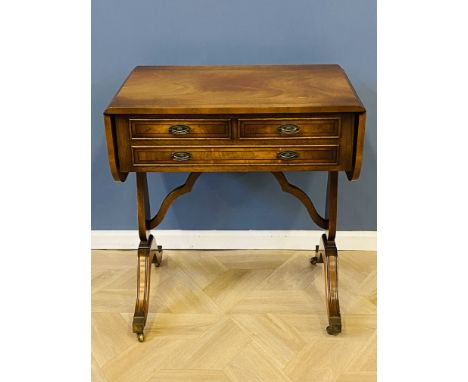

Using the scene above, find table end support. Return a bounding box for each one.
[309,172,342,335]
[132,234,162,342]
[319,233,342,335]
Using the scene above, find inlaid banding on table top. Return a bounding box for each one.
[104,65,366,115]
[238,117,341,139]
[129,118,232,139]
[131,145,339,166]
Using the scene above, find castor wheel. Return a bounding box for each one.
[310,254,322,264]
[311,245,323,265]
[137,333,145,342]
[326,325,341,336]
[152,246,163,267]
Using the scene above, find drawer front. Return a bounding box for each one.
[131,146,339,167]
[130,119,231,139]
[239,118,340,139]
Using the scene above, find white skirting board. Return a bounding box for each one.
[91,230,376,251]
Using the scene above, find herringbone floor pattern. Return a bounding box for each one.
[92,249,376,382]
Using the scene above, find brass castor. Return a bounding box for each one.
[137,333,145,342]
[153,245,163,267]
[310,245,323,265]
[326,325,341,336]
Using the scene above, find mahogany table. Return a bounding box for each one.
[103,65,366,342]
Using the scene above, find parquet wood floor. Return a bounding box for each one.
[92,249,376,382]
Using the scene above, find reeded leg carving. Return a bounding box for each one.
[308,172,342,335]
[320,234,341,335]
[132,234,161,342]
[133,173,164,342]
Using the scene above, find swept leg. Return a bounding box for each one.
[132,172,200,341]
[321,172,341,334]
[320,234,341,335]
[310,172,341,334]
[271,170,341,334]
[133,173,163,342]
[133,235,160,342]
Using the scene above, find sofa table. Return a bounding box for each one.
[103,65,366,342]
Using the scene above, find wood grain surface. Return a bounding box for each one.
[104,65,365,115]
[104,65,366,180]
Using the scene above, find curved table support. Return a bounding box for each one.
[132,171,342,340]
[132,234,162,342]
[133,173,164,342]
[285,171,340,335]
[133,172,201,341]
[271,172,328,229]
[320,233,341,335]
[308,172,341,335]
[148,172,201,230]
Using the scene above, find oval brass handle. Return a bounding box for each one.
[278,124,300,135]
[169,124,191,135]
[171,152,192,161]
[277,150,299,160]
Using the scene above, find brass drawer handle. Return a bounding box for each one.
[171,152,192,161]
[169,124,191,135]
[277,150,299,160]
[278,124,300,135]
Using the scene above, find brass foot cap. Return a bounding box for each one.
[326,325,341,336]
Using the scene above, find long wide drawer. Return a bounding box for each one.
[130,118,231,139]
[131,146,339,167]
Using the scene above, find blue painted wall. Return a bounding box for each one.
[92,0,376,230]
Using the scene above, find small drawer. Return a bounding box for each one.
[131,146,339,166]
[129,119,231,139]
[239,118,340,139]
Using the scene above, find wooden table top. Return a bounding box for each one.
[105,65,365,115]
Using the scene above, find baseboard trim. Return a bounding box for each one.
[91,230,376,251]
